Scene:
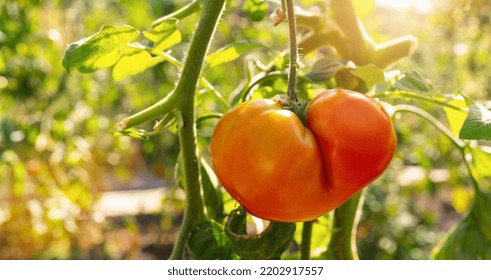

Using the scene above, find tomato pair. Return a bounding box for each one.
[210,89,396,222]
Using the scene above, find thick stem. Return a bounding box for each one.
[300,221,314,260]
[370,36,418,69]
[329,0,369,65]
[286,0,299,102]
[323,191,364,260]
[169,0,226,260]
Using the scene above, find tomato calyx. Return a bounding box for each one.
[272,95,308,126]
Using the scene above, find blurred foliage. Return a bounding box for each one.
[0,0,490,259]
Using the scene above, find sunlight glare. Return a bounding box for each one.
[375,0,435,14]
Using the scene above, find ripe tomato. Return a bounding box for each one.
[306,89,397,211]
[210,89,396,222]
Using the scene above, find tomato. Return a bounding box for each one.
[306,89,397,211]
[210,89,396,222]
[210,99,328,221]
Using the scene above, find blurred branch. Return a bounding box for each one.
[392,104,465,149]
[152,0,202,27]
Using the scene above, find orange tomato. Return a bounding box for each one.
[210,89,396,222]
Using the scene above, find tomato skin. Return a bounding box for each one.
[306,89,397,208]
[210,99,329,222]
[210,89,396,222]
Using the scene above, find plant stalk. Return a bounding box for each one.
[329,0,369,65]
[300,221,314,259]
[286,0,299,102]
[169,0,226,260]
[323,191,364,260]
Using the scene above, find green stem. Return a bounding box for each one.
[238,71,287,103]
[115,92,179,131]
[300,221,314,260]
[372,91,467,112]
[286,0,299,102]
[116,47,228,131]
[392,104,465,149]
[199,78,230,110]
[152,0,202,27]
[162,51,229,109]
[324,191,364,260]
[392,105,481,195]
[169,0,226,260]
[463,149,482,195]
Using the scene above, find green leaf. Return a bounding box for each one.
[442,94,468,136]
[200,157,225,222]
[459,103,491,140]
[335,67,368,93]
[432,216,491,259]
[112,49,167,81]
[225,208,296,260]
[305,59,345,83]
[355,64,385,89]
[206,40,266,68]
[432,190,491,259]
[476,191,491,242]
[393,71,434,94]
[243,0,269,22]
[63,25,139,74]
[143,18,181,52]
[471,146,491,178]
[188,220,237,260]
[113,128,150,140]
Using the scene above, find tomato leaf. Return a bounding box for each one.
[432,216,491,259]
[113,128,150,140]
[143,18,181,52]
[305,58,345,83]
[188,219,237,260]
[432,190,491,259]
[112,49,168,81]
[206,40,267,68]
[442,94,468,136]
[225,208,296,259]
[471,146,491,178]
[459,103,491,140]
[243,0,269,22]
[62,25,139,74]
[476,191,491,242]
[355,64,385,89]
[200,157,225,222]
[393,71,434,94]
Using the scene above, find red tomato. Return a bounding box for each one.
[306,89,397,211]
[210,89,396,222]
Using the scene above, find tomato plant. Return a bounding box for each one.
[211,89,396,222]
[25,0,491,259]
